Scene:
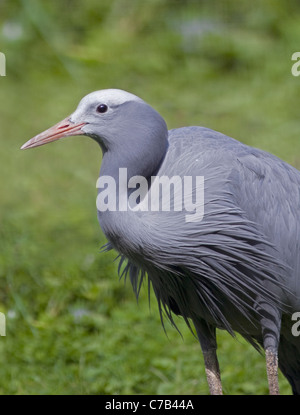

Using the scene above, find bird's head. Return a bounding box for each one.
[21,89,169,158]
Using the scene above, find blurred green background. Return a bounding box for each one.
[0,0,299,395]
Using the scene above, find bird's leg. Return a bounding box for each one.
[265,347,279,395]
[256,301,281,395]
[202,349,222,395]
[194,319,222,395]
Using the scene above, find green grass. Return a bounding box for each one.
[0,0,299,394]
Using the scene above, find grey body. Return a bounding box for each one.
[93,100,300,394]
[99,126,300,327]
[22,89,300,394]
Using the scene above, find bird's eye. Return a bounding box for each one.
[96,104,108,114]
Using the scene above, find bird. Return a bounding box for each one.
[21,89,300,395]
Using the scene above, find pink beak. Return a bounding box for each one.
[21,116,86,150]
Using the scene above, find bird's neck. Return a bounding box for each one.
[96,140,168,256]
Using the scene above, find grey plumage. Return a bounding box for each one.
[22,89,300,394]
